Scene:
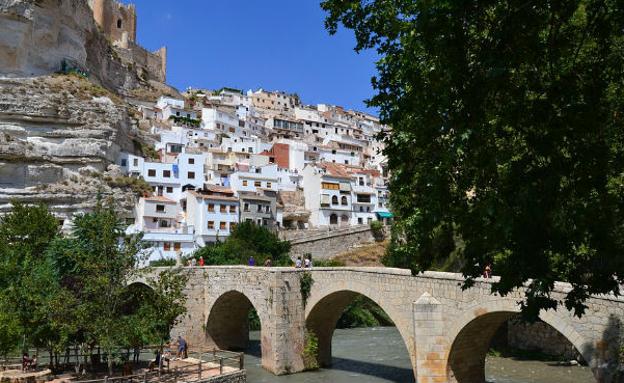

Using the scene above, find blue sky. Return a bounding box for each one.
[122,0,379,114]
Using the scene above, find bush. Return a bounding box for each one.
[192,221,291,266]
[313,258,345,267]
[108,176,153,197]
[302,330,319,370]
[370,220,385,241]
[150,258,176,267]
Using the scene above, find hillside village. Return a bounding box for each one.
[0,0,393,263]
[124,89,392,261]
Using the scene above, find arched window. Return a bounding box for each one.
[117,19,123,29]
[340,215,349,225]
[331,195,338,205]
[341,196,348,205]
[329,214,338,225]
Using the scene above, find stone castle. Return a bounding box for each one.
[88,0,167,83]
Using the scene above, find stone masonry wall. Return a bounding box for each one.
[281,225,377,260]
[508,319,582,360]
[201,370,246,383]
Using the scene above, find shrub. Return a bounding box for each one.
[370,220,385,241]
[302,330,319,370]
[300,272,314,308]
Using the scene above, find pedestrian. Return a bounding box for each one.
[304,255,312,268]
[483,263,492,278]
[295,256,302,268]
[199,256,205,267]
[177,335,187,359]
[248,255,255,266]
[191,257,197,267]
[264,258,272,267]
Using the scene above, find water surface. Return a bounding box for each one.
[244,327,594,383]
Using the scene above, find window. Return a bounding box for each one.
[207,221,215,229]
[254,181,262,187]
[229,205,236,213]
[163,242,171,251]
[265,206,270,213]
[117,19,122,29]
[332,150,337,154]
[341,196,348,205]
[331,195,338,205]
[242,180,248,187]
[244,203,250,212]
[188,172,195,179]
[159,220,170,228]
[266,182,272,188]
[330,214,338,225]
[133,158,138,166]
[174,242,181,251]
[357,194,371,203]
[257,204,263,212]
[189,158,195,164]
[358,218,363,224]
[156,204,165,212]
[231,223,237,231]
[344,160,349,164]
[208,203,215,212]
[148,169,156,177]
[121,159,127,167]
[322,182,339,190]
[220,222,227,230]
[166,187,173,193]
[163,170,171,178]
[220,205,227,213]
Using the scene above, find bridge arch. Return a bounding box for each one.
[205,289,266,352]
[305,285,415,377]
[446,299,590,383]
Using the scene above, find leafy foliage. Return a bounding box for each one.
[337,296,393,329]
[192,221,291,266]
[0,200,188,371]
[322,0,624,317]
[302,330,319,371]
[300,272,314,308]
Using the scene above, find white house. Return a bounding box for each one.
[302,162,354,227]
[184,187,240,245]
[229,164,280,194]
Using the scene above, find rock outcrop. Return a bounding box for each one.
[0,75,146,221]
[0,0,178,97]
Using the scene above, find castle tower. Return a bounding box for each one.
[88,0,137,44]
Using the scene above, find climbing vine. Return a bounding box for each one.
[302,330,319,370]
[300,272,314,308]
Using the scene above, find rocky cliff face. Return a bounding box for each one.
[0,0,178,97]
[0,74,146,221]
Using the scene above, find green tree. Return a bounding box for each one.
[322,0,624,317]
[0,201,60,355]
[193,221,291,266]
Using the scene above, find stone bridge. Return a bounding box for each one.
[137,266,624,383]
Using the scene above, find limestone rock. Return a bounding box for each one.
[0,75,145,220]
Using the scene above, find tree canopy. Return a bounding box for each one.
[0,200,188,372]
[192,221,291,266]
[322,0,624,317]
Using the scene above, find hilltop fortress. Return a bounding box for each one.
[88,0,167,83]
[0,0,167,92]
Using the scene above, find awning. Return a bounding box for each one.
[376,212,394,219]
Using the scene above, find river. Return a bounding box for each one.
[244,327,594,383]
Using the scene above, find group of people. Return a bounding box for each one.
[295,255,312,268]
[150,335,187,371]
[21,353,37,372]
[187,256,205,267]
[246,255,313,268]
